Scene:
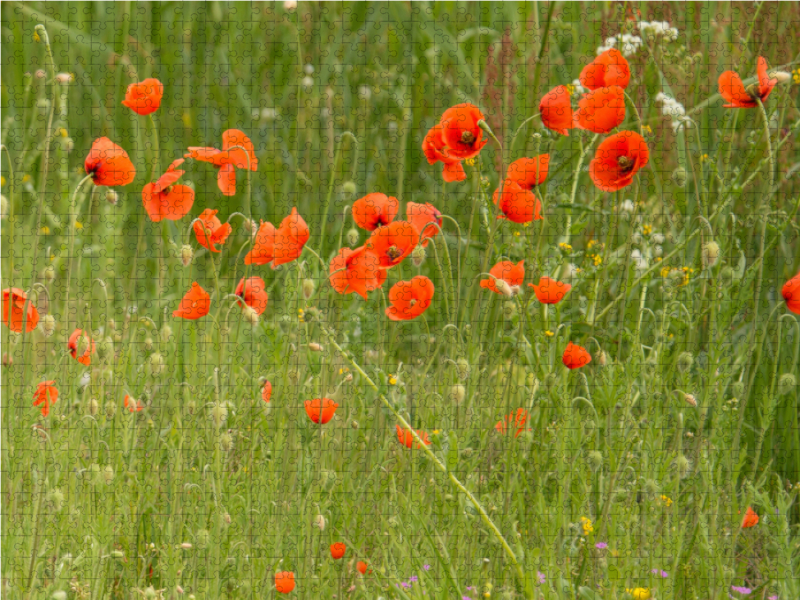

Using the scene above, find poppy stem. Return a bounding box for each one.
[62,174,94,353]
[564,133,599,246]
[320,131,357,256]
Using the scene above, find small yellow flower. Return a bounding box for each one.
[558,242,572,252]
[388,375,397,386]
[642,224,652,236]
[49,254,55,261]
[40,226,50,235]
[59,128,68,138]
[660,266,671,278]
[432,429,441,435]
[565,83,576,94]
[182,112,192,128]
[465,157,476,167]
[660,495,673,507]
[544,330,554,338]
[699,153,709,163]
[580,516,593,536]
[641,124,652,136]
[33,32,41,42]
[513,231,520,237]
[592,254,602,267]
[626,588,651,600]
[793,68,800,85]
[22,174,31,184]
[0,176,5,187]
[587,239,598,249]
[74,221,83,230]
[523,222,530,228]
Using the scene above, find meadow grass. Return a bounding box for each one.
[2,2,800,599]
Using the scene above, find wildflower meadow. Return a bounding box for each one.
[3,2,800,599]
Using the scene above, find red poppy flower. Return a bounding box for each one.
[719,57,777,108]
[84,137,136,187]
[573,86,626,133]
[330,543,346,560]
[173,282,211,320]
[273,208,310,269]
[352,193,399,231]
[356,561,369,575]
[2,288,39,333]
[365,221,420,268]
[385,276,434,321]
[304,398,339,424]
[329,246,387,300]
[142,159,194,222]
[124,394,144,412]
[529,276,572,304]
[588,131,649,192]
[185,129,258,196]
[562,342,592,369]
[68,329,95,366]
[579,49,631,90]
[495,408,530,438]
[262,380,273,403]
[33,381,58,417]
[244,220,277,265]
[741,506,759,528]
[480,261,525,295]
[782,272,800,314]
[493,180,542,224]
[422,124,467,183]
[234,276,269,315]
[396,425,431,449]
[193,209,232,253]
[506,155,550,190]
[439,103,488,160]
[539,86,574,136]
[407,202,443,247]
[121,78,164,116]
[275,571,295,594]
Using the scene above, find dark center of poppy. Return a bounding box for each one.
[409,299,417,307]
[461,130,476,145]
[617,155,634,172]
[745,83,761,100]
[386,245,403,261]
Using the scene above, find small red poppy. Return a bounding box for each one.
[365,221,420,268]
[407,202,443,247]
[142,159,194,222]
[273,208,310,269]
[493,180,542,224]
[439,104,488,160]
[185,129,258,196]
[480,261,525,295]
[304,398,339,424]
[396,425,431,449]
[719,57,777,109]
[330,542,346,559]
[275,571,295,594]
[423,124,467,183]
[329,246,387,300]
[193,209,232,253]
[262,380,273,403]
[741,506,759,528]
[124,395,144,412]
[121,78,164,115]
[356,561,369,575]
[33,381,58,417]
[2,288,39,333]
[579,49,631,90]
[562,342,592,370]
[529,276,571,304]
[782,272,800,314]
[352,193,399,231]
[244,220,277,265]
[539,86,574,136]
[385,276,434,321]
[495,408,530,438]
[173,282,211,320]
[68,329,95,366]
[588,131,649,192]
[573,86,626,134]
[85,137,136,187]
[235,276,269,315]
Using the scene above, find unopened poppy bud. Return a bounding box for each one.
[242,306,260,326]
[40,314,56,337]
[674,454,691,479]
[181,245,193,267]
[494,278,513,297]
[87,398,99,416]
[211,402,228,428]
[219,432,234,452]
[196,529,210,549]
[351,420,359,429]
[144,337,154,352]
[346,227,359,247]
[456,357,470,381]
[313,514,327,530]
[177,586,185,594]
[308,342,323,352]
[103,465,114,484]
[595,350,608,366]
[105,188,118,205]
[43,265,55,282]
[411,244,426,267]
[342,181,357,195]
[677,351,694,373]
[778,373,796,396]
[223,512,231,524]
[105,401,116,419]
[180,542,193,550]
[684,393,697,407]
[731,381,745,397]
[671,166,687,188]
[47,488,65,513]
[769,70,792,84]
[701,241,720,268]
[149,352,165,376]
[588,450,603,471]
[160,324,173,345]
[302,278,315,300]
[720,266,735,283]
[449,384,466,404]
[644,479,659,494]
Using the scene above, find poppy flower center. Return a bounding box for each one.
[409,299,417,307]
[617,155,634,172]
[386,245,403,260]
[461,130,476,144]
[745,83,761,100]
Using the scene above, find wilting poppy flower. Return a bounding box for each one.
[589,130,649,192]
[329,246,387,299]
[275,571,295,594]
[422,124,467,182]
[185,129,258,196]
[719,57,777,108]
[782,272,800,314]
[407,202,443,247]
[121,78,164,115]
[262,380,273,403]
[352,193,399,231]
[193,209,232,253]
[396,425,431,449]
[356,561,369,575]
[173,282,211,320]
[304,398,339,424]
[33,381,58,417]
[142,159,194,222]
[495,408,530,438]
[563,342,592,369]
[330,543,346,559]
[235,276,269,315]
[68,329,95,366]
[540,86,574,136]
[506,155,550,190]
[84,137,136,187]
[493,180,542,224]
[529,276,572,304]
[579,49,631,90]
[385,276,434,321]
[273,208,310,268]
[244,220,277,265]
[124,394,144,412]
[573,86,626,133]
[480,261,525,296]
[741,506,759,528]
[365,221,420,268]
[439,103,488,160]
[2,288,39,333]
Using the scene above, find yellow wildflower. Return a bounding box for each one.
[544,330,554,338]
[626,588,651,600]
[558,242,572,252]
[660,266,671,278]
[513,231,520,237]
[660,495,673,507]
[565,83,575,94]
[465,157,476,167]
[22,174,31,184]
[40,226,50,235]
[592,254,602,267]
[793,68,800,85]
[641,124,652,136]
[74,221,83,230]
[388,375,397,386]
[33,32,41,42]
[1,176,5,187]
[642,224,652,236]
[580,516,593,536]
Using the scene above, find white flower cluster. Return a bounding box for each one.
[655,93,690,133]
[571,79,586,96]
[596,33,642,57]
[638,21,679,41]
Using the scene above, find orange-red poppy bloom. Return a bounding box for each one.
[406,202,443,247]
[121,78,164,115]
[244,220,277,265]
[529,276,572,304]
[782,272,800,314]
[422,124,467,183]
[588,131,649,192]
[185,129,258,196]
[262,380,273,403]
[506,155,550,190]
[68,329,95,366]
[539,86,574,136]
[719,57,777,108]
[579,49,631,90]
[741,506,759,528]
[439,103,488,160]
[563,342,592,369]
[142,159,194,222]
[274,208,310,268]
[356,561,369,575]
[353,193,399,231]
[573,86,626,133]
[84,137,136,187]
[173,282,211,320]
[330,543,346,559]
[495,408,530,438]
[365,221,420,268]
[304,398,339,424]
[124,395,144,412]
[275,571,295,594]
[193,209,232,253]
[386,276,434,321]
[396,425,431,449]
[329,246,387,300]
[480,261,525,295]
[235,276,269,315]
[2,288,39,333]
[493,180,542,224]
[33,381,58,417]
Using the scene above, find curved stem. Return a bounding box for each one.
[564,134,599,245]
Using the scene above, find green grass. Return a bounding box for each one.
[2,2,800,599]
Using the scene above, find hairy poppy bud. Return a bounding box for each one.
[181,245,193,267]
[144,337,154,352]
[308,342,323,352]
[211,402,228,428]
[494,278,512,297]
[40,314,56,337]
[105,189,118,205]
[778,373,796,396]
[411,244,426,267]
[313,514,327,530]
[0,194,8,220]
[770,70,792,84]
[149,352,165,376]
[674,454,691,479]
[684,393,697,407]
[342,181,357,196]
[588,450,603,471]
[595,350,608,366]
[219,432,234,452]
[449,384,466,404]
[701,241,720,268]
[671,167,687,188]
[242,306,260,326]
[43,265,55,283]
[644,479,659,495]
[160,324,173,345]
[456,357,470,381]
[677,351,694,373]
[105,400,116,419]
[351,419,359,429]
[302,278,315,300]
[346,227,359,247]
[47,488,65,513]
[87,398,99,416]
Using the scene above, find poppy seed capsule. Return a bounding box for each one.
[778,373,796,396]
[180,245,193,267]
[346,227,359,247]
[342,181,357,195]
[87,398,99,416]
[449,384,466,404]
[105,401,116,419]
[149,352,165,375]
[701,241,720,268]
[302,278,315,300]
[411,244,426,267]
[677,351,694,373]
[588,450,603,471]
[40,314,56,337]
[313,514,327,530]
